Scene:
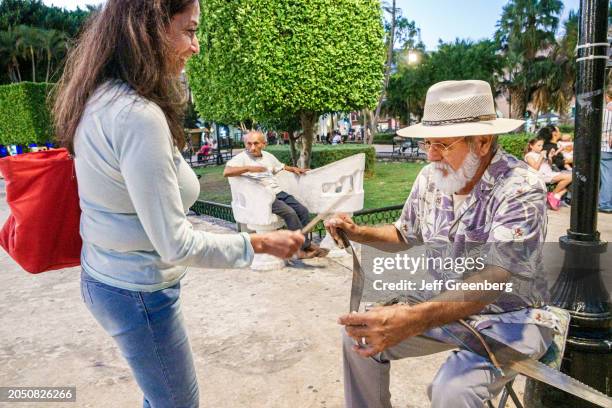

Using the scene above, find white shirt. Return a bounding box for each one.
[75,82,254,291]
[226,150,285,194]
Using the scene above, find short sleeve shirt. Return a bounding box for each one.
[394,149,549,313]
[226,151,285,194]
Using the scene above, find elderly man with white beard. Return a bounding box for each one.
[325,80,558,408]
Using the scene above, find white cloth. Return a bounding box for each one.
[225,151,285,194]
[75,81,254,292]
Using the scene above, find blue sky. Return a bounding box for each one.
[396,0,580,50]
[44,0,581,50]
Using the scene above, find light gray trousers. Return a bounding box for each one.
[342,323,553,408]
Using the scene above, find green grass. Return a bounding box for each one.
[193,166,231,204]
[193,161,426,210]
[362,161,425,208]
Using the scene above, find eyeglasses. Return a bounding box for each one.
[417,137,466,155]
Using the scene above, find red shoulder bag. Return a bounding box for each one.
[0,148,81,273]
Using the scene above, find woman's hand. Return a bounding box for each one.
[250,230,304,258]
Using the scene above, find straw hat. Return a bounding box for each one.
[396,80,524,138]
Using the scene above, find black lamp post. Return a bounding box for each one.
[524,0,611,406]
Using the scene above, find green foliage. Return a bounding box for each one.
[558,124,574,134]
[385,39,502,124]
[187,0,385,127]
[0,81,54,145]
[0,0,92,36]
[265,144,376,174]
[498,132,531,159]
[0,0,92,84]
[372,132,395,144]
[494,0,564,117]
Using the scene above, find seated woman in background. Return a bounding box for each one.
[525,137,572,210]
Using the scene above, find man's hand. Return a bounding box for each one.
[324,213,359,246]
[284,165,309,175]
[339,304,421,358]
[250,230,304,259]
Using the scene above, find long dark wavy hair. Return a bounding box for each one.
[52,0,196,154]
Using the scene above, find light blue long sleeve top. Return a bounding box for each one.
[74,82,254,291]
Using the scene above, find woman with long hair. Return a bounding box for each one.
[52,1,303,406]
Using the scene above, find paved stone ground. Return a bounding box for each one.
[0,179,610,408]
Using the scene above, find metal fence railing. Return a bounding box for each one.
[190,200,404,238]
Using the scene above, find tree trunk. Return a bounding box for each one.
[46,49,51,83]
[370,0,396,145]
[330,113,336,135]
[299,111,316,169]
[364,109,376,144]
[289,132,299,166]
[15,59,21,82]
[29,46,35,82]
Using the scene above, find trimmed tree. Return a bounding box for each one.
[0,81,54,145]
[187,0,385,168]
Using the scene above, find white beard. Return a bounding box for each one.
[431,150,481,195]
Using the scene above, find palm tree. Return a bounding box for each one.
[15,25,45,82]
[0,29,22,82]
[548,10,578,123]
[495,0,564,117]
[40,29,68,82]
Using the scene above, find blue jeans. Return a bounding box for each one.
[600,151,612,210]
[80,271,199,407]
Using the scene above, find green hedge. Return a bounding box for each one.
[265,144,376,174]
[558,124,574,134]
[0,82,54,146]
[373,132,395,144]
[498,132,531,160]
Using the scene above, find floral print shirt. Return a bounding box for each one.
[394,148,550,315]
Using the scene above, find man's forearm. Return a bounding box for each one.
[223,166,250,177]
[396,265,510,337]
[349,224,410,252]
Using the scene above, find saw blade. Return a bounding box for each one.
[508,358,612,408]
[479,331,612,408]
[338,230,364,313]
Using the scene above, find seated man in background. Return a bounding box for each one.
[224,131,328,259]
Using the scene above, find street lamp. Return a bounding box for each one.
[405,49,420,126]
[407,50,419,64]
